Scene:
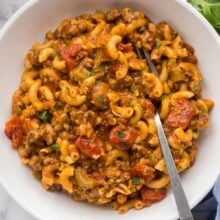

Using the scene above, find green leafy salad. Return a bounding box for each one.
[187,0,220,31]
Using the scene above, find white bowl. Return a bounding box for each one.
[0,0,220,219]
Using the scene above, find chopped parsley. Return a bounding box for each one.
[53,102,59,111]
[117,130,125,138]
[97,95,105,104]
[56,50,61,57]
[132,177,141,185]
[50,143,59,152]
[193,84,199,92]
[38,110,51,123]
[155,40,161,48]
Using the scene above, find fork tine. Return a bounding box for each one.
[142,49,158,76]
[135,46,158,76]
[135,47,143,59]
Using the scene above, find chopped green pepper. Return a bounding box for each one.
[170,70,185,82]
[161,94,168,100]
[72,75,78,82]
[130,85,137,94]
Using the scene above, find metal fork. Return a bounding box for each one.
[136,47,194,220]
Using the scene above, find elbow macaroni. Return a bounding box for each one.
[60,166,74,193]
[60,80,86,106]
[38,48,55,63]
[105,149,129,166]
[142,72,163,98]
[107,35,122,60]
[135,120,148,142]
[115,52,128,79]
[118,199,145,213]
[29,79,43,111]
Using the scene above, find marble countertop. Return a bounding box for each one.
[0,2,36,220]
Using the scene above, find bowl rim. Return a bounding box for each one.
[0,0,219,219]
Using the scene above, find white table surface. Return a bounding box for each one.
[0,2,36,220]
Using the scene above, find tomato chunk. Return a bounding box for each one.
[144,99,155,118]
[131,163,155,183]
[117,43,132,53]
[61,51,77,70]
[68,44,82,56]
[75,136,105,159]
[5,116,23,149]
[61,44,82,70]
[92,83,109,109]
[22,118,33,134]
[141,187,167,205]
[91,172,106,184]
[165,98,196,129]
[110,62,120,72]
[109,126,138,150]
[131,163,148,177]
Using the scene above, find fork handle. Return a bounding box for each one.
[136,47,194,220]
[154,112,194,220]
